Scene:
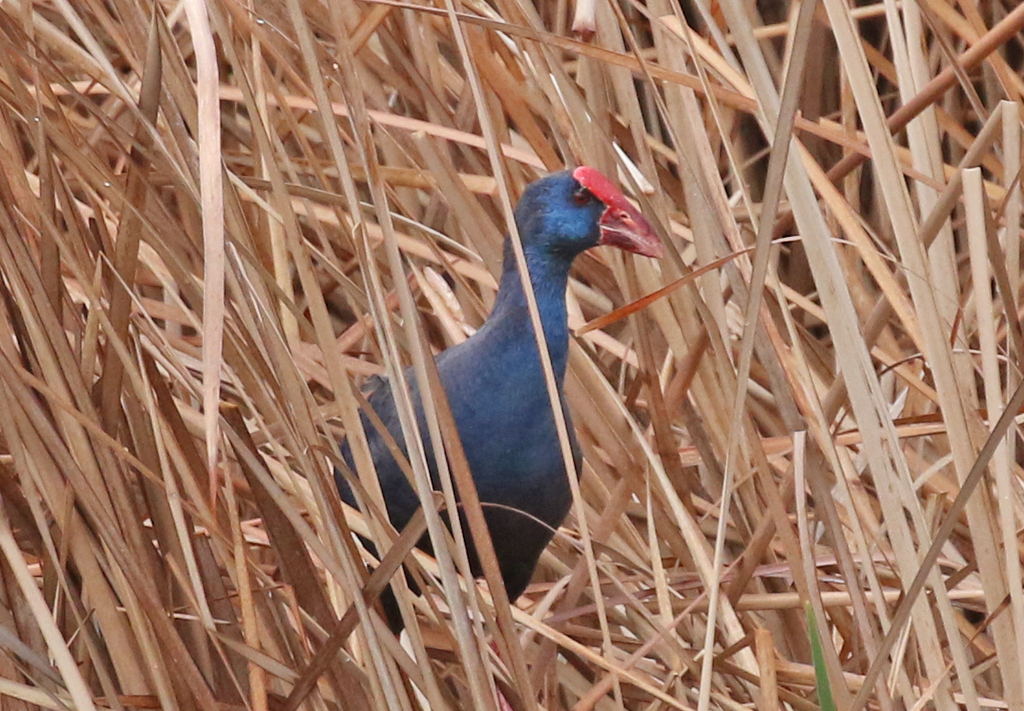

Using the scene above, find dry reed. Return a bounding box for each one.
[0,0,1021,710]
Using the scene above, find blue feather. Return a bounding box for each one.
[336,169,657,630]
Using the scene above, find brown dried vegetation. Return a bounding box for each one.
[0,1,1021,710]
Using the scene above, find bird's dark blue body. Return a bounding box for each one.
[336,169,661,629]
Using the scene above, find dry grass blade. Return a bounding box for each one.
[576,244,756,334]
[0,1,1022,710]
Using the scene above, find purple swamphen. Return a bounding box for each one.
[337,167,663,630]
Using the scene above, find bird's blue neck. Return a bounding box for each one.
[486,239,575,374]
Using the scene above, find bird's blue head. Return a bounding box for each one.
[511,167,663,263]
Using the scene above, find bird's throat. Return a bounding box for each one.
[487,243,574,373]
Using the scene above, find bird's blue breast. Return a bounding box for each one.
[338,323,578,532]
[437,328,578,524]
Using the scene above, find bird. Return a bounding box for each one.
[336,166,662,630]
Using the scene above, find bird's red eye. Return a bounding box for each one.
[573,188,593,205]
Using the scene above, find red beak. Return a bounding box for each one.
[573,166,664,259]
